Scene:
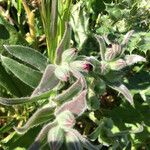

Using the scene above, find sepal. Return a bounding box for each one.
[48,126,65,150]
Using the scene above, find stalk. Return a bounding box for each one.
[38,0,72,64]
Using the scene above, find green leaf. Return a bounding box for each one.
[70,3,89,49]
[55,90,87,116]
[109,59,127,71]
[90,118,113,143]
[94,35,106,61]
[0,63,21,96]
[125,54,146,66]
[14,105,55,134]
[56,23,71,64]
[0,120,15,134]
[4,127,42,149]
[102,102,150,147]
[50,0,58,39]
[31,64,59,96]
[4,45,48,72]
[89,125,101,141]
[121,30,134,46]
[126,70,150,101]
[55,78,83,103]
[0,90,53,106]
[70,69,87,89]
[109,83,134,105]
[0,15,27,54]
[29,122,56,150]
[1,55,42,88]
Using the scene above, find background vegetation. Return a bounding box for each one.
[0,0,149,149]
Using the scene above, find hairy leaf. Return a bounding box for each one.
[125,54,146,66]
[0,90,53,106]
[1,55,42,88]
[4,45,48,72]
[56,23,71,64]
[29,122,56,150]
[121,30,134,46]
[31,64,59,96]
[55,90,87,116]
[0,15,27,53]
[70,3,89,49]
[109,83,133,105]
[14,105,55,134]
[48,126,64,150]
[94,35,106,61]
[0,63,21,96]
[55,78,83,103]
[70,68,87,89]
[109,59,127,70]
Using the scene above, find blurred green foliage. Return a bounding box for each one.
[0,0,149,149]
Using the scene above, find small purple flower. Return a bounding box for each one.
[82,62,93,72]
[70,60,93,73]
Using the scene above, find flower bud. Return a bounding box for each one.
[56,110,76,129]
[105,43,122,61]
[70,60,93,73]
[54,64,70,82]
[48,126,64,150]
[62,48,78,62]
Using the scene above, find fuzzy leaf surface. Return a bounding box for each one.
[55,78,83,103]
[0,15,27,53]
[14,105,55,134]
[121,30,134,46]
[31,64,59,96]
[4,45,48,72]
[55,90,87,116]
[56,23,71,64]
[94,35,106,61]
[1,55,42,88]
[0,63,21,96]
[109,83,133,105]
[125,54,146,66]
[29,122,56,150]
[0,90,53,106]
